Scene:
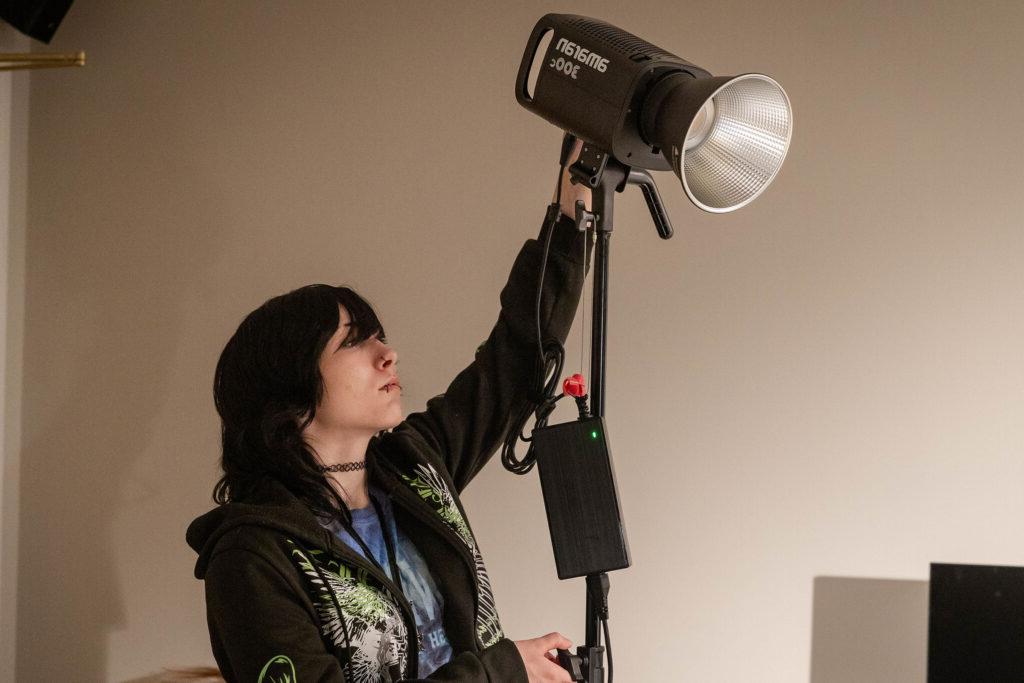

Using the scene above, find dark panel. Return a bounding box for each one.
[928,562,1024,682]
[533,416,630,579]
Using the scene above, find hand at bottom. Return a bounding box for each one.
[514,632,574,682]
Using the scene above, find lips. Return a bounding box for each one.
[380,377,401,393]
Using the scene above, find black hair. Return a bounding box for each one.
[212,284,385,521]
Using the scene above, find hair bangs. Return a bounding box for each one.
[334,287,385,346]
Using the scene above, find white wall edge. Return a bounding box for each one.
[0,24,30,683]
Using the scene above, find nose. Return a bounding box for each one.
[377,341,397,369]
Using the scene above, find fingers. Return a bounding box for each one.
[553,139,585,204]
[559,131,581,166]
[539,631,573,651]
[549,657,573,683]
[514,633,575,683]
[568,138,584,165]
[540,632,572,682]
[556,138,593,217]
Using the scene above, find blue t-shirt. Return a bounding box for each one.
[321,487,453,677]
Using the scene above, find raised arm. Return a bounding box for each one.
[398,139,594,492]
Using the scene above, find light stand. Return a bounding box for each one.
[514,14,793,682]
[550,140,675,683]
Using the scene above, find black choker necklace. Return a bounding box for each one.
[317,461,366,473]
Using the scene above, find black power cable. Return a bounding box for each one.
[603,616,613,683]
[500,135,578,476]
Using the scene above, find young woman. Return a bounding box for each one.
[187,139,593,682]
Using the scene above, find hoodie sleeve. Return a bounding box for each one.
[399,206,593,493]
[405,637,528,681]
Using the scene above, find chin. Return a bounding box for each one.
[381,412,403,431]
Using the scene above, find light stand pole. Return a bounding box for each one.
[560,140,673,683]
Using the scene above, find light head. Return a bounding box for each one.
[516,14,793,212]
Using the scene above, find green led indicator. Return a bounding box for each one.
[591,430,598,439]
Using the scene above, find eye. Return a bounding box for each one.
[338,333,360,350]
[341,334,385,349]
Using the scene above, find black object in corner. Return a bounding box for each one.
[927,562,1024,682]
[0,0,75,44]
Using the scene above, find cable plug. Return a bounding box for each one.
[562,374,591,419]
[563,373,586,397]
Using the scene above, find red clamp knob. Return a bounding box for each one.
[562,373,587,398]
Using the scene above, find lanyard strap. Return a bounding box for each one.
[342,493,405,598]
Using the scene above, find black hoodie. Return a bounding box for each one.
[187,208,592,682]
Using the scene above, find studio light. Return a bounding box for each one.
[516,14,793,213]
[512,14,795,683]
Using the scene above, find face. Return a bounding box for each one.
[303,304,402,442]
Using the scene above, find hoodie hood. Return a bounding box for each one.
[187,441,419,582]
[186,479,339,580]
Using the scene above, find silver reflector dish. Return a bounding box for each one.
[682,74,792,213]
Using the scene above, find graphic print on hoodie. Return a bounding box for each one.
[320,486,454,676]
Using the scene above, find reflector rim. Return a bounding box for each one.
[681,73,793,214]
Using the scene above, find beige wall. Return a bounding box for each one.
[12,1,1024,680]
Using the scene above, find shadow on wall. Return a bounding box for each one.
[810,576,928,683]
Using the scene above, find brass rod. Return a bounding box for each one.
[0,52,85,71]
[0,62,82,71]
[0,52,85,61]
